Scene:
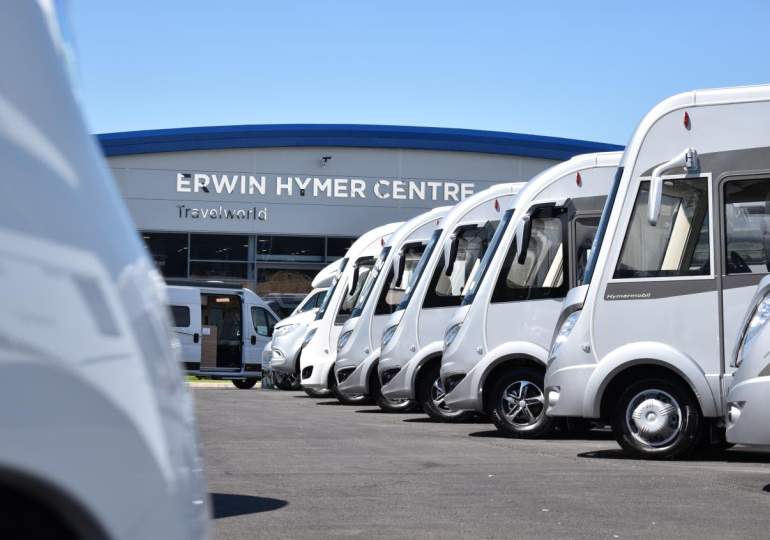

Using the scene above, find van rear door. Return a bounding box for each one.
[167,287,202,368]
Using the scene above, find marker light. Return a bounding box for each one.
[576,172,582,187]
[683,111,691,129]
[494,199,500,212]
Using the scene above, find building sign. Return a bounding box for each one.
[176,205,268,221]
[176,173,475,202]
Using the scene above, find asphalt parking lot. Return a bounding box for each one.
[195,388,770,540]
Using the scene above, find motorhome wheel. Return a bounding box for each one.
[489,368,555,438]
[330,370,372,405]
[370,366,418,413]
[418,364,474,422]
[275,372,302,391]
[611,378,703,460]
[232,378,258,390]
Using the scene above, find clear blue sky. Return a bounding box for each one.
[72,0,769,145]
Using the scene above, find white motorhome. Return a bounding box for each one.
[378,183,524,420]
[269,260,341,391]
[334,207,450,410]
[726,275,770,447]
[0,2,208,538]
[546,85,770,459]
[168,283,280,389]
[300,223,402,400]
[441,152,620,435]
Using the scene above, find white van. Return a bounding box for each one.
[546,85,770,459]
[441,152,620,435]
[334,207,450,410]
[300,223,402,400]
[0,3,208,538]
[168,283,280,389]
[378,183,524,419]
[270,259,343,392]
[727,275,770,447]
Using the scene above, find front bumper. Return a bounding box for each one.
[544,363,596,418]
[270,344,300,374]
[442,368,480,412]
[300,350,334,390]
[337,352,378,396]
[726,375,770,446]
[380,354,420,400]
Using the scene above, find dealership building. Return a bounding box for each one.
[99,124,621,307]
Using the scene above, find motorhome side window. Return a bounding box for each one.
[336,259,375,324]
[424,222,499,308]
[170,305,190,327]
[491,209,567,302]
[375,242,426,315]
[724,178,770,274]
[614,178,710,279]
[574,216,601,286]
[251,307,277,336]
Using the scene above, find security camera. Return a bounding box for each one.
[320,156,332,166]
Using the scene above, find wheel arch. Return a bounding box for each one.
[587,342,720,420]
[476,341,549,413]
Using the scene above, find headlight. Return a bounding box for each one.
[273,323,298,337]
[337,330,354,351]
[444,323,462,349]
[302,328,317,347]
[548,311,580,362]
[381,324,399,348]
[737,295,770,367]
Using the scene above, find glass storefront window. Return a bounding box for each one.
[327,237,356,260]
[141,232,188,277]
[190,234,249,261]
[189,261,251,280]
[256,236,325,262]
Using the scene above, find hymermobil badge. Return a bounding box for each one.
[176,173,268,222]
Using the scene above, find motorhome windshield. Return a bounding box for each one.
[350,247,391,318]
[491,208,567,301]
[424,221,499,308]
[336,257,376,323]
[316,258,349,320]
[375,241,427,314]
[462,209,514,305]
[395,229,442,312]
[582,167,623,285]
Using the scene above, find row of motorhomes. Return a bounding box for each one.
[267,85,770,459]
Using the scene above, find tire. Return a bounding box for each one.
[488,367,555,438]
[611,377,703,460]
[232,378,258,390]
[370,365,418,413]
[275,372,302,391]
[417,364,474,422]
[330,369,372,405]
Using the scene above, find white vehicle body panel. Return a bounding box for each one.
[335,207,450,396]
[378,183,525,400]
[440,152,619,412]
[270,287,328,374]
[0,3,208,538]
[300,223,402,390]
[545,85,770,425]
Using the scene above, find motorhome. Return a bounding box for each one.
[300,223,402,400]
[269,260,341,391]
[545,85,770,459]
[441,152,620,435]
[0,2,208,538]
[726,275,770,447]
[334,207,450,410]
[168,283,280,389]
[378,183,524,420]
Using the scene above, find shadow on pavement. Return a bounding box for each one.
[577,448,770,463]
[403,416,485,424]
[467,429,614,440]
[210,493,288,519]
[316,401,343,406]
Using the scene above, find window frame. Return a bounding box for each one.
[251,306,276,337]
[609,173,715,283]
[720,174,770,277]
[490,203,571,304]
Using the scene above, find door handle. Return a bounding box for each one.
[250,335,257,345]
[193,333,200,344]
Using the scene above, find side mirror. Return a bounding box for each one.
[515,214,533,264]
[349,265,360,295]
[648,148,699,226]
[443,233,459,276]
[393,250,406,287]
